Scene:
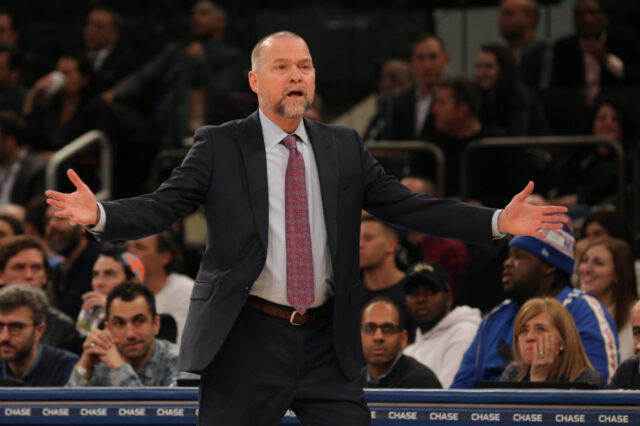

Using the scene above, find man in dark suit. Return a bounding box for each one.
[83,7,138,94]
[382,33,450,143]
[0,111,44,205]
[101,0,249,148]
[550,0,640,103]
[46,31,567,426]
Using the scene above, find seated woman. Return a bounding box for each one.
[500,297,602,388]
[475,44,548,136]
[578,237,638,360]
[22,53,110,153]
[76,243,145,336]
[547,97,634,210]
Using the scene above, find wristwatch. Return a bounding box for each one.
[75,364,92,382]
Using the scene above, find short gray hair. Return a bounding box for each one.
[0,284,48,325]
[251,31,304,71]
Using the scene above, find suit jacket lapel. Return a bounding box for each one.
[238,111,269,249]
[305,118,339,261]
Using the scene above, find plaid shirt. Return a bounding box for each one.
[66,339,180,387]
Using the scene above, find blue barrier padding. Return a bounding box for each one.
[2,388,640,425]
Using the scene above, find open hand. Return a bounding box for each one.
[529,333,562,382]
[45,169,99,226]
[498,182,568,238]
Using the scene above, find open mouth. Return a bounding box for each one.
[287,90,304,98]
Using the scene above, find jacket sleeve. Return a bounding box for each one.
[439,325,480,388]
[566,295,619,385]
[100,125,214,241]
[450,321,483,389]
[358,132,496,245]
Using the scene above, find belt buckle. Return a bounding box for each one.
[289,311,302,325]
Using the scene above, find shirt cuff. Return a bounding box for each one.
[606,54,624,79]
[86,202,106,235]
[492,209,506,239]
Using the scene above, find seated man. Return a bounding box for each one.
[0,235,82,354]
[67,281,181,387]
[609,300,640,389]
[451,225,619,388]
[0,284,77,385]
[359,215,407,309]
[360,297,441,389]
[127,231,193,344]
[403,262,480,388]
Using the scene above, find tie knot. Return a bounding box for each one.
[282,134,297,151]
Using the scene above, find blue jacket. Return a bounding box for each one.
[451,286,619,388]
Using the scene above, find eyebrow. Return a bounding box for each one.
[111,313,149,322]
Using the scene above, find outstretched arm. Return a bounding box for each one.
[45,169,99,226]
[498,181,568,238]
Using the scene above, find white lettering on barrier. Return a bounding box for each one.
[80,408,107,416]
[471,413,500,421]
[429,412,459,421]
[370,411,376,419]
[118,408,145,416]
[4,408,31,416]
[598,414,630,423]
[388,411,417,420]
[42,408,69,416]
[555,414,586,423]
[513,413,543,422]
[156,408,184,416]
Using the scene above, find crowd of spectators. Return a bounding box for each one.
[0,0,640,405]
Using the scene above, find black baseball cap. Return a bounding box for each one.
[404,261,451,293]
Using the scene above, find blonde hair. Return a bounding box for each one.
[511,297,594,382]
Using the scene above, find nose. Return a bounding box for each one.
[503,256,514,269]
[0,326,10,340]
[373,327,385,341]
[289,66,302,82]
[124,322,137,338]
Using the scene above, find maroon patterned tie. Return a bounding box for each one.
[282,134,315,314]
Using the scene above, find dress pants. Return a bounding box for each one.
[197,302,371,426]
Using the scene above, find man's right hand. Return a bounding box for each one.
[45,169,99,226]
[81,291,107,311]
[78,328,114,371]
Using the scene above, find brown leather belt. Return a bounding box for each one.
[245,295,330,325]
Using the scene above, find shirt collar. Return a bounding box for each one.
[258,108,310,149]
[366,352,403,383]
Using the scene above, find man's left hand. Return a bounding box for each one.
[90,329,126,370]
[498,181,568,238]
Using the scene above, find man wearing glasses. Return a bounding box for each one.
[360,297,441,388]
[0,284,77,385]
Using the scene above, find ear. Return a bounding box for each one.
[446,290,454,308]
[542,263,556,277]
[153,315,160,336]
[248,70,259,95]
[160,250,172,269]
[34,322,46,342]
[400,329,408,350]
[386,237,399,254]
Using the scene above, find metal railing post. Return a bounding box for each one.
[461,135,625,218]
[364,140,446,196]
[45,130,112,201]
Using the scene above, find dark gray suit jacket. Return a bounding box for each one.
[100,110,496,379]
